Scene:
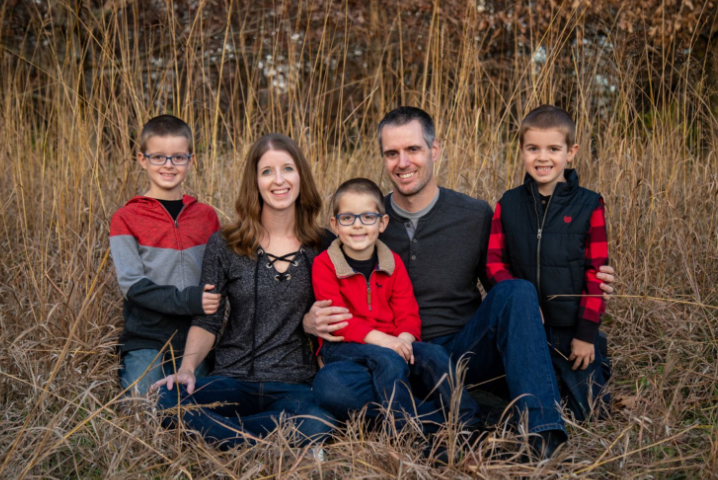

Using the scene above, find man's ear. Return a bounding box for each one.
[567,143,579,163]
[378,214,390,233]
[431,139,440,163]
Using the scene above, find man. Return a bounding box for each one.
[304,107,615,457]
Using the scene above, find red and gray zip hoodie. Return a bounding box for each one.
[312,238,422,348]
[109,195,220,355]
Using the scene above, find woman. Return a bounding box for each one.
[154,133,335,448]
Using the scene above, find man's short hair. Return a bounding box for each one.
[332,178,385,215]
[377,106,435,151]
[139,115,194,153]
[519,105,576,147]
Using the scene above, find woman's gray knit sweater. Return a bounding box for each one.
[192,232,320,384]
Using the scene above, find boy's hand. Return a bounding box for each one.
[379,335,414,364]
[569,338,595,371]
[202,284,221,314]
[397,332,416,344]
[597,265,615,301]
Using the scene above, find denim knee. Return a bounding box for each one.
[293,404,336,444]
[156,385,187,411]
[494,279,538,301]
[312,362,369,413]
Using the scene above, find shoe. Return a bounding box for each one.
[525,429,566,461]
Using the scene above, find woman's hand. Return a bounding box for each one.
[597,265,615,301]
[303,300,352,342]
[569,338,595,371]
[152,369,197,394]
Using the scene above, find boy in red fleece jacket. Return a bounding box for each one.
[312,178,482,432]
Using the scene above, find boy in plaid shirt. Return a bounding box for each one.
[486,105,610,420]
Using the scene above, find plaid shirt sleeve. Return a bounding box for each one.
[575,199,609,344]
[486,202,516,284]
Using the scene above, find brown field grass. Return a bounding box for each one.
[1,1,717,478]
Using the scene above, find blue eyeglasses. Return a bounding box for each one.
[335,212,383,226]
[143,153,193,166]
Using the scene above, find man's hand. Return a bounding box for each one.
[152,369,197,394]
[202,284,221,314]
[569,338,595,371]
[378,335,414,364]
[597,265,615,301]
[302,300,352,342]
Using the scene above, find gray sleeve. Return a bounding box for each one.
[109,234,148,297]
[476,203,494,293]
[192,233,229,335]
[110,235,205,315]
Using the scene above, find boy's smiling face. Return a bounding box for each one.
[521,128,579,196]
[330,192,389,261]
[138,135,192,200]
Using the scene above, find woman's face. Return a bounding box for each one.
[257,149,301,214]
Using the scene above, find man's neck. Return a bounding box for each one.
[392,182,440,213]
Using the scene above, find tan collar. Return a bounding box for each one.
[327,238,395,278]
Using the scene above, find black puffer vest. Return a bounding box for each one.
[498,169,600,327]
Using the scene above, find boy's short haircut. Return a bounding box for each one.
[377,106,435,151]
[139,115,194,153]
[519,105,576,147]
[332,178,385,215]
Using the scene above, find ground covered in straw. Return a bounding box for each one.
[1,0,717,478]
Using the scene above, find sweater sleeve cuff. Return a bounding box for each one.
[343,324,375,344]
[188,286,205,315]
[395,325,422,342]
[574,319,600,344]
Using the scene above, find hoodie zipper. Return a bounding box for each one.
[366,270,374,311]
[157,198,187,289]
[532,185,553,301]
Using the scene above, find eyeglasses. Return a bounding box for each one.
[143,153,193,166]
[335,212,383,226]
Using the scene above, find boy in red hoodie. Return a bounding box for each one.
[312,178,481,432]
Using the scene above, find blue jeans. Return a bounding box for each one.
[547,327,611,421]
[320,341,481,431]
[119,349,211,395]
[313,280,565,435]
[156,376,335,448]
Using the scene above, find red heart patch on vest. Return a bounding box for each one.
[564,216,572,223]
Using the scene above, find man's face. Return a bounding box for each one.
[380,120,439,198]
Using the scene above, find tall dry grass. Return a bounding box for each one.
[0,0,717,478]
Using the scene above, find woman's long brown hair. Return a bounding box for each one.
[221,133,323,258]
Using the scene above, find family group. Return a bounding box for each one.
[109,106,615,460]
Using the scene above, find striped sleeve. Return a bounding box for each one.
[486,202,516,284]
[575,199,608,344]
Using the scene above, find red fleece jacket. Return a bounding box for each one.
[312,239,422,345]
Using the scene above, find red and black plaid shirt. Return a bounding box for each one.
[486,199,608,343]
